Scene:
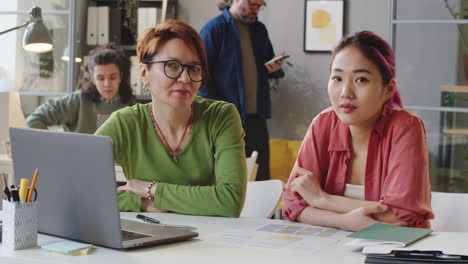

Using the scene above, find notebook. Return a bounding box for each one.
[9,127,198,249]
[345,223,432,251]
[41,241,93,255]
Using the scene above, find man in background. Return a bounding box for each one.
[199,0,285,181]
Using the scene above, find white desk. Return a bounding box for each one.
[0,212,361,264]
[1,212,466,264]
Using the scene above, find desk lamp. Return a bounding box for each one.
[61,45,82,63]
[0,6,54,53]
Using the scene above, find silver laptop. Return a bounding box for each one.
[9,127,198,249]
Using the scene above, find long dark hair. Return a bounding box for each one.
[330,31,403,108]
[80,43,133,103]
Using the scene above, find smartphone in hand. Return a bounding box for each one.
[265,54,290,65]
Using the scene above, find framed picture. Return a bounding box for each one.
[303,0,344,52]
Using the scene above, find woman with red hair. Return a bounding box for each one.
[96,20,246,217]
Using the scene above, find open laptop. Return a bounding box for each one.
[9,127,198,249]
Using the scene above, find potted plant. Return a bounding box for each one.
[117,0,139,45]
[445,0,468,83]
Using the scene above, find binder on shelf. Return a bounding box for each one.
[130,56,142,96]
[86,6,98,45]
[97,6,110,45]
[109,7,122,44]
[138,8,147,39]
[147,8,158,28]
[138,7,161,38]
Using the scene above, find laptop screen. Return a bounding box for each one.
[10,128,123,248]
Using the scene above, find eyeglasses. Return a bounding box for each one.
[245,0,267,10]
[145,60,204,82]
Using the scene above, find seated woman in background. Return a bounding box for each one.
[26,44,136,134]
[283,31,433,231]
[96,20,247,217]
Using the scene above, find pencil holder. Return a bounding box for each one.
[2,200,38,250]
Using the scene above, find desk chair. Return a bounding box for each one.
[269,139,301,183]
[240,180,284,219]
[431,191,468,231]
[246,150,259,181]
[0,91,27,147]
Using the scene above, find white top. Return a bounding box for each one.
[344,184,365,200]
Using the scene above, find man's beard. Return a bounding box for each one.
[237,8,257,24]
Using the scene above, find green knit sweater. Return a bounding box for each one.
[95,97,247,217]
[26,90,135,134]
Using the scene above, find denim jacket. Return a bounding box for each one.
[199,9,284,120]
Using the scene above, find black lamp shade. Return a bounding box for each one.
[22,6,54,53]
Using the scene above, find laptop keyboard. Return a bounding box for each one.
[121,230,151,241]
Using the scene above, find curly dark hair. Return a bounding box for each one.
[80,43,134,103]
[217,0,232,11]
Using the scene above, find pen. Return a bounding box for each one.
[136,214,197,230]
[19,178,30,203]
[2,174,11,201]
[10,188,20,204]
[27,168,39,203]
[136,214,160,224]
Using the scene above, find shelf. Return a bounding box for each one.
[443,128,468,135]
[136,95,151,103]
[440,85,468,93]
[120,45,136,51]
[18,91,69,97]
[95,0,164,2]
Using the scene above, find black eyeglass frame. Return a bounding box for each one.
[144,59,204,82]
[245,0,267,10]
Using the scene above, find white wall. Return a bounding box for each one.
[178,0,397,140]
[0,2,18,92]
[178,0,457,143]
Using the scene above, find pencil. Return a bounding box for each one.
[26,168,39,203]
[2,173,7,188]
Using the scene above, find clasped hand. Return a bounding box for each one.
[289,167,325,207]
[290,167,407,231]
[117,179,156,198]
[117,179,167,212]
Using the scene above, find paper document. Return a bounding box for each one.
[257,223,340,237]
[204,221,346,253]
